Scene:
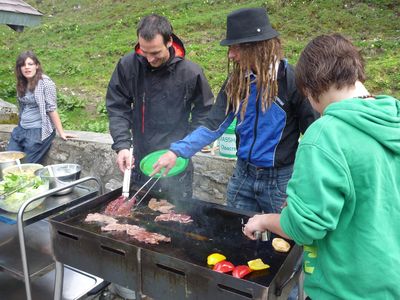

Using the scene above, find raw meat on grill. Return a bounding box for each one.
[86,200,172,244]
[85,213,118,224]
[148,198,175,213]
[114,198,136,217]
[104,195,137,217]
[126,226,171,244]
[104,195,125,214]
[101,223,131,232]
[154,211,193,224]
[100,221,171,245]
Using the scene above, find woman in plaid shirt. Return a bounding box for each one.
[7,51,76,163]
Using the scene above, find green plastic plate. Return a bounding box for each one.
[140,149,188,178]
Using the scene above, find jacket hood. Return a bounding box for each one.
[324,95,400,153]
[134,33,186,58]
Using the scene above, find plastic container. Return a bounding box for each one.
[3,163,43,176]
[140,149,188,178]
[0,176,49,213]
[219,118,237,158]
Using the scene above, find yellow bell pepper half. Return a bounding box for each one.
[247,258,270,271]
[207,253,227,265]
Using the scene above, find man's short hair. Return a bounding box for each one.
[137,14,173,45]
[295,33,366,101]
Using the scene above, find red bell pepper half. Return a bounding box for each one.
[232,265,252,278]
[213,260,234,273]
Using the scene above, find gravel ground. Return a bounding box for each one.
[82,283,152,300]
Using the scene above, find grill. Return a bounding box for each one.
[49,188,301,299]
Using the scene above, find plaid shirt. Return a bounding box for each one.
[19,74,57,141]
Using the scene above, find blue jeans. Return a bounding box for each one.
[7,126,55,164]
[226,158,293,213]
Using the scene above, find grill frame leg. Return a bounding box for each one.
[53,261,64,300]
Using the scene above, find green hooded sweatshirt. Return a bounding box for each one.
[280,95,400,299]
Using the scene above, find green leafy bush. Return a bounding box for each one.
[0,0,398,135]
[57,93,85,111]
[81,119,109,133]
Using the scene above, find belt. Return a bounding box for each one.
[237,158,293,177]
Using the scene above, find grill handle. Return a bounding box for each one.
[156,263,185,277]
[217,284,253,299]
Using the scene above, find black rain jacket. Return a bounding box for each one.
[106,34,214,162]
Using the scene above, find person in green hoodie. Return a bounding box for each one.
[243,33,400,300]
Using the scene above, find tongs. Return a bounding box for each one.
[130,175,161,211]
[0,180,35,201]
[122,146,134,199]
[120,144,161,211]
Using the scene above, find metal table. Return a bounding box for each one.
[0,176,102,300]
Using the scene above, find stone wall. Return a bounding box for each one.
[0,99,18,124]
[0,124,235,205]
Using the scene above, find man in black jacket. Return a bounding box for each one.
[106,14,213,200]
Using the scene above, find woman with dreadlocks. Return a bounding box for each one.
[152,7,318,213]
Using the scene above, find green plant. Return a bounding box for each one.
[0,0,398,135]
[97,102,107,116]
[0,78,16,104]
[81,119,109,133]
[57,93,85,111]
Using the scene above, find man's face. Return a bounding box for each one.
[228,44,241,64]
[139,34,172,68]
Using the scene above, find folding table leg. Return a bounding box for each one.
[54,261,64,300]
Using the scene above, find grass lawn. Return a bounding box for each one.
[1,0,399,132]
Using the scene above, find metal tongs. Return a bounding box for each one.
[121,144,161,211]
[0,180,35,201]
[122,146,134,199]
[130,175,161,211]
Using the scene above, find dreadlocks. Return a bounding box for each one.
[225,38,283,119]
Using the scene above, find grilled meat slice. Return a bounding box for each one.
[148,198,175,213]
[85,213,118,224]
[155,211,193,224]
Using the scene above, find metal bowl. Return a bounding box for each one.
[35,163,81,195]
[0,151,26,180]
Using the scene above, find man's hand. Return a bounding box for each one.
[243,214,268,240]
[150,150,177,177]
[243,214,290,240]
[116,149,135,173]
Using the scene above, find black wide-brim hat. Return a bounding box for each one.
[220,7,279,46]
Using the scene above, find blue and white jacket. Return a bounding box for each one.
[170,60,319,168]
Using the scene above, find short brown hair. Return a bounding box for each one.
[295,33,365,102]
[137,14,172,45]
